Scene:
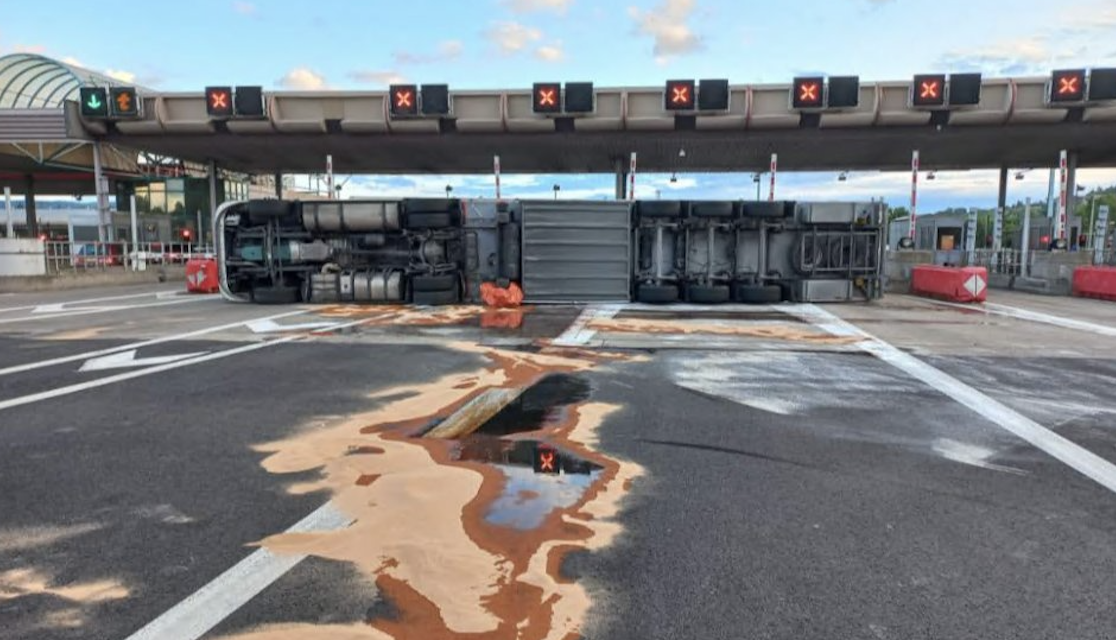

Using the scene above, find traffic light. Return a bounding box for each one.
[205,86,234,118]
[697,78,730,111]
[948,73,982,106]
[109,87,140,117]
[564,82,594,113]
[532,444,560,474]
[234,86,265,117]
[827,76,860,108]
[79,87,109,118]
[1050,69,1086,104]
[665,79,696,110]
[421,84,450,115]
[792,77,824,109]
[1088,68,1116,101]
[911,74,946,107]
[390,84,419,116]
[181,228,193,241]
[533,82,562,114]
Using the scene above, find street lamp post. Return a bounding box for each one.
[752,173,761,200]
[553,184,560,200]
[445,184,453,198]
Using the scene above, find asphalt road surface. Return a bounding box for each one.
[2,284,1116,640]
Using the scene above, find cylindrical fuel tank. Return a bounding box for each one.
[301,201,401,233]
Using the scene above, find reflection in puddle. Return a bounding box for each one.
[475,374,592,437]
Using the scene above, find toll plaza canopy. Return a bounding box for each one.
[0,53,147,109]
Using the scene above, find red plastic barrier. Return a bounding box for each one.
[185,258,219,294]
[1073,266,1116,301]
[910,265,988,303]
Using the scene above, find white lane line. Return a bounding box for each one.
[922,298,1116,338]
[0,309,310,377]
[785,303,1116,495]
[123,502,353,640]
[552,304,623,346]
[0,296,219,326]
[0,315,378,412]
[0,291,170,314]
[0,337,300,412]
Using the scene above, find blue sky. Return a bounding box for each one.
[3,0,1116,209]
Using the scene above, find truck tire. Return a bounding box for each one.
[636,283,679,303]
[736,284,782,304]
[247,199,292,217]
[251,285,300,304]
[740,202,787,219]
[637,201,683,218]
[413,288,460,306]
[403,198,457,213]
[405,212,453,230]
[689,202,736,218]
[411,274,458,292]
[687,284,731,303]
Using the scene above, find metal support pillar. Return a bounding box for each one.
[208,160,219,217]
[24,175,38,238]
[614,158,627,200]
[1066,150,1079,242]
[997,166,1009,217]
[994,166,1008,252]
[274,172,283,199]
[92,142,110,241]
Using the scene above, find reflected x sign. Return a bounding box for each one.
[205,86,233,117]
[911,74,946,107]
[665,79,695,110]
[533,82,561,113]
[792,77,824,109]
[533,444,560,474]
[1050,69,1086,103]
[389,84,419,115]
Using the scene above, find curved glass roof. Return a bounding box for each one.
[0,53,145,109]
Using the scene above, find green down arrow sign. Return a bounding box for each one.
[79,87,108,117]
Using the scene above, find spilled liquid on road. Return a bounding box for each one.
[217,343,642,640]
[587,316,863,345]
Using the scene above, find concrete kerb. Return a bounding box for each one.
[0,266,186,293]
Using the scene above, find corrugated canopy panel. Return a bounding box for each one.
[0,53,148,109]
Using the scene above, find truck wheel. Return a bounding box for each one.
[689,202,736,218]
[413,289,460,306]
[735,284,782,304]
[637,201,683,218]
[636,283,679,303]
[405,212,453,230]
[251,285,300,304]
[740,202,788,219]
[411,274,458,292]
[687,284,731,303]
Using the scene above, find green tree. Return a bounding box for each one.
[888,206,910,222]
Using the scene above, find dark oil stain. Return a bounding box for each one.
[474,374,593,437]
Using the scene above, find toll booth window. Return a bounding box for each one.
[134,185,150,213]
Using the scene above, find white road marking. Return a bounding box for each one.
[0,309,309,377]
[246,317,340,333]
[78,349,209,372]
[552,304,622,346]
[923,298,1116,337]
[123,502,353,640]
[0,315,377,412]
[0,337,300,413]
[0,296,218,326]
[786,304,1116,495]
[0,291,168,314]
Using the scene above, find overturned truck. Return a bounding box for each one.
[215,198,885,305]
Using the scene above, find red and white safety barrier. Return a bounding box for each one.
[1073,266,1116,302]
[911,265,988,303]
[768,153,777,202]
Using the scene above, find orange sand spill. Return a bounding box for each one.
[0,568,129,603]
[314,304,486,326]
[587,317,862,344]
[219,343,642,640]
[0,522,103,553]
[44,327,107,341]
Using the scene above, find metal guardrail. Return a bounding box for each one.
[43,241,214,275]
[967,249,1029,276]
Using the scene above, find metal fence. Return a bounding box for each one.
[962,247,1114,277]
[43,241,215,275]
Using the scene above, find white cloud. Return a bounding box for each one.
[628,0,703,57]
[486,21,543,54]
[276,67,329,90]
[233,1,256,15]
[938,36,1089,75]
[1060,3,1116,30]
[104,69,137,83]
[535,43,564,62]
[501,0,572,14]
[348,70,407,86]
[61,56,86,68]
[394,40,463,65]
